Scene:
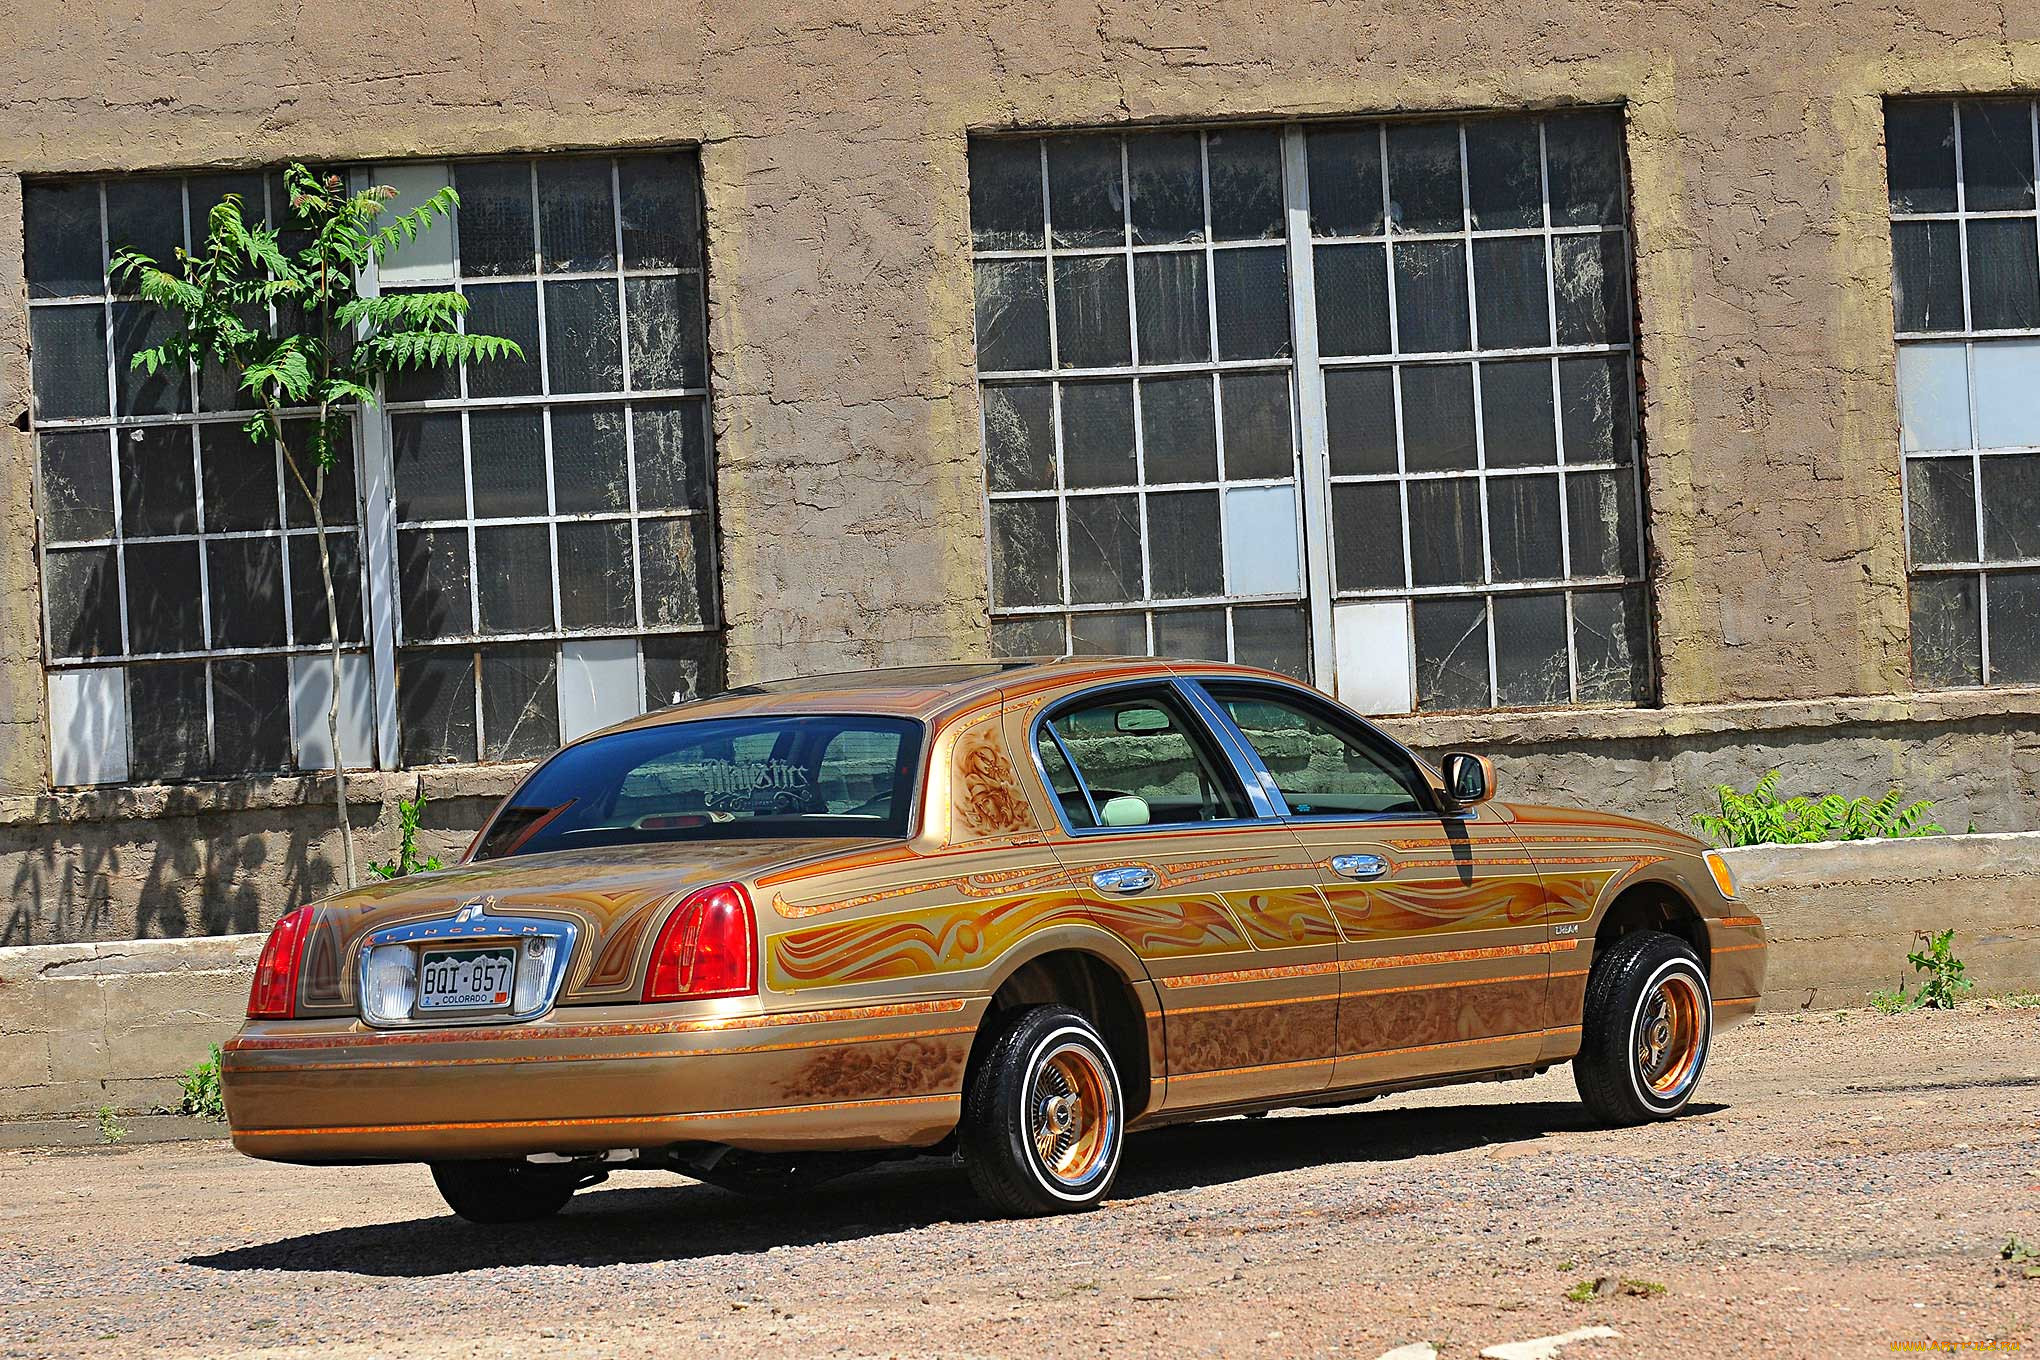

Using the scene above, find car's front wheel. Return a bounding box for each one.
[961,1004,1124,1216]
[1574,929,1713,1125]
[429,1159,586,1224]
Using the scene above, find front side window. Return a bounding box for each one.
[1203,682,1427,817]
[1887,99,2040,686]
[1040,686,1252,828]
[473,715,923,858]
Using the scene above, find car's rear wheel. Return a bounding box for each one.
[1574,929,1713,1125]
[961,1004,1124,1216]
[429,1159,585,1224]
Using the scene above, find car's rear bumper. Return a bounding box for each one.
[222,995,983,1162]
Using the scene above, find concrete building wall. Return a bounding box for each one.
[3,3,2039,942]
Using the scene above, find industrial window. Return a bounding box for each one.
[1887,98,2040,687]
[967,111,1651,711]
[24,153,724,786]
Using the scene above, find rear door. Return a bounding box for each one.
[1192,679,1554,1092]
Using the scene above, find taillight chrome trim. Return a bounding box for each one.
[354,899,579,1029]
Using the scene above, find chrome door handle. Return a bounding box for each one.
[1091,865,1157,894]
[1330,854,1389,881]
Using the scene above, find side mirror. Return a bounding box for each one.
[1440,752,1496,808]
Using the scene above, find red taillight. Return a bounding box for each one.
[247,906,313,1019]
[643,883,756,1002]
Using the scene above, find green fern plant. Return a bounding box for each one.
[112,166,523,886]
[1693,770,1943,847]
[368,796,445,881]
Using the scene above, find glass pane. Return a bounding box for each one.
[391,413,467,522]
[1980,453,2040,560]
[29,306,109,421]
[1213,247,1291,361]
[1545,111,1625,227]
[462,282,541,399]
[1481,357,1558,467]
[1466,118,1543,229]
[105,179,184,277]
[1222,485,1302,596]
[1907,458,1979,564]
[124,540,204,653]
[1054,255,1133,368]
[1891,220,1965,332]
[25,182,104,299]
[1493,592,1569,707]
[643,633,721,709]
[1887,101,1957,214]
[1385,122,1463,234]
[1146,490,1222,598]
[1324,367,1397,476]
[40,431,116,543]
[288,531,365,646]
[475,523,555,633]
[992,614,1066,658]
[281,420,359,529]
[633,400,712,511]
[1231,604,1310,679]
[989,498,1061,609]
[1970,339,2040,448]
[537,159,616,273]
[1392,239,1470,353]
[1047,135,1124,248]
[973,259,1051,372]
[1414,596,1490,709]
[1896,343,1972,452]
[1400,363,1476,472]
[205,537,286,649]
[1140,376,1218,484]
[1959,100,2036,211]
[1558,354,1633,464]
[984,383,1056,493]
[1987,570,2040,683]
[1221,372,1294,480]
[1128,134,1204,245]
[399,649,479,765]
[1207,129,1284,241]
[399,527,473,640]
[1473,236,1551,349]
[1407,477,1484,585]
[1307,126,1385,237]
[556,521,637,630]
[1153,607,1226,661]
[550,403,631,513]
[481,644,560,761]
[1313,243,1391,357]
[1133,252,1210,364]
[1487,475,1563,581]
[452,162,536,276]
[1964,218,2040,330]
[1572,586,1651,703]
[45,547,122,658]
[969,139,1045,251]
[1552,233,1630,345]
[197,302,264,414]
[1067,494,1142,604]
[1567,467,1642,577]
[617,153,702,271]
[1069,611,1146,655]
[639,516,717,627]
[1061,381,1136,488]
[1331,481,1406,590]
[467,409,549,518]
[626,273,706,390]
[212,655,293,778]
[111,301,189,416]
[1908,572,1982,687]
[127,662,209,782]
[544,278,625,393]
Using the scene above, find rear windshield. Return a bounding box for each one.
[473,715,925,859]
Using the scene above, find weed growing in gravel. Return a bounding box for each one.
[1907,929,1974,1009]
[1993,992,2040,1009]
[1564,1279,1598,1303]
[1869,987,1914,1015]
[2002,1237,2040,1280]
[1566,1276,1667,1301]
[177,1045,226,1121]
[95,1104,127,1145]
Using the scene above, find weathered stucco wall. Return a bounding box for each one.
[4,3,2040,942]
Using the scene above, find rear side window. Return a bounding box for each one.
[1040,685,1252,829]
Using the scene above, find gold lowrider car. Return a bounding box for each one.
[223,657,1766,1220]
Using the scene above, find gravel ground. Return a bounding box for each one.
[3,1005,2037,1360]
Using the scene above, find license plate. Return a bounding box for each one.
[417,946,517,1012]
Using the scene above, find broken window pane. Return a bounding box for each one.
[40,431,116,544]
[480,644,560,761]
[211,655,293,777]
[399,648,479,765]
[126,661,209,782]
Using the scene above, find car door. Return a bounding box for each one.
[1033,681,1338,1112]
[1192,679,1554,1092]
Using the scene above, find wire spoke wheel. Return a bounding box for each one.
[1634,972,1705,1099]
[1028,1042,1113,1186]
